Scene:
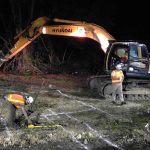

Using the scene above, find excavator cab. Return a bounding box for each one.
[127,43,150,78]
[106,43,129,70]
[106,42,150,79]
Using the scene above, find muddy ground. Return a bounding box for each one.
[0,72,150,150]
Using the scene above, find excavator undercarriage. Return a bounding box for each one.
[88,75,150,101]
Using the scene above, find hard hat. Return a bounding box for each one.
[25,96,34,104]
[115,64,122,70]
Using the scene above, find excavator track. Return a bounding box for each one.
[87,76,150,101]
[123,79,150,100]
[87,75,111,97]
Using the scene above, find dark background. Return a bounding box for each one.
[0,0,149,74]
[0,0,149,40]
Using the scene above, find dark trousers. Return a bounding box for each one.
[5,102,32,127]
[7,102,16,127]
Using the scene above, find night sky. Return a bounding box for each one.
[0,0,149,46]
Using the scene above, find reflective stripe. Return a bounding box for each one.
[112,81,122,84]
[8,99,25,104]
[9,101,24,108]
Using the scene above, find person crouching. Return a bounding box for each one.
[3,93,34,128]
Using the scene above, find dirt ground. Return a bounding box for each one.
[0,72,150,150]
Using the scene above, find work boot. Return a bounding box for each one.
[7,122,20,129]
[120,101,126,105]
[112,101,117,104]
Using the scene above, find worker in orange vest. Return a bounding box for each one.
[111,63,126,105]
[3,93,34,128]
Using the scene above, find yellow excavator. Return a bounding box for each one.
[0,16,114,64]
[0,16,150,100]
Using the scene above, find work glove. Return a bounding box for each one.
[27,110,34,116]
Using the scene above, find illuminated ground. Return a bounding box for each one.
[0,72,150,150]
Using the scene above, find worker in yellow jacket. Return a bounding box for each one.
[3,93,34,128]
[111,64,126,105]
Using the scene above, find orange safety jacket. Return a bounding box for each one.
[7,94,25,109]
[111,70,124,84]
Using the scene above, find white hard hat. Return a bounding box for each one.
[116,64,122,70]
[25,96,34,104]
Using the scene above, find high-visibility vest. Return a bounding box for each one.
[111,70,124,84]
[7,94,25,109]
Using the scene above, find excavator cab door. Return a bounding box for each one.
[106,43,129,71]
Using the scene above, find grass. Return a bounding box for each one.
[0,73,150,149]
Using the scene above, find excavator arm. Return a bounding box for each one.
[0,17,115,66]
[40,23,114,51]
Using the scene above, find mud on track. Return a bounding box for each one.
[0,73,150,150]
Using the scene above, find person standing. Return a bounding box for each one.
[111,63,126,105]
[3,93,34,128]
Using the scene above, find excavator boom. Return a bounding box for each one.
[0,17,115,66]
[41,24,114,51]
[4,33,41,61]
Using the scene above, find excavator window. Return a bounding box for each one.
[108,44,129,70]
[129,45,138,60]
[129,44,149,69]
